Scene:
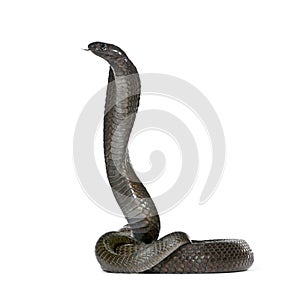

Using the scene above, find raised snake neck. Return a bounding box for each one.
[87,41,254,273]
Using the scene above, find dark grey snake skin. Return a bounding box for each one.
[86,41,254,273]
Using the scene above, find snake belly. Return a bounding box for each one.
[87,42,254,273]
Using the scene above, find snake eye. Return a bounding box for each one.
[100,43,108,51]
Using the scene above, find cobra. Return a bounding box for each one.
[85,41,254,273]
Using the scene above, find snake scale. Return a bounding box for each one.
[86,41,254,273]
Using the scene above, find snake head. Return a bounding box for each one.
[87,42,127,60]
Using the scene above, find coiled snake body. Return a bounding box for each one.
[86,42,254,273]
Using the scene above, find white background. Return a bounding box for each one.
[1,0,300,289]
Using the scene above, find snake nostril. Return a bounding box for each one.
[88,42,97,50]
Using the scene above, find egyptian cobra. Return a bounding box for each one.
[86,42,254,273]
